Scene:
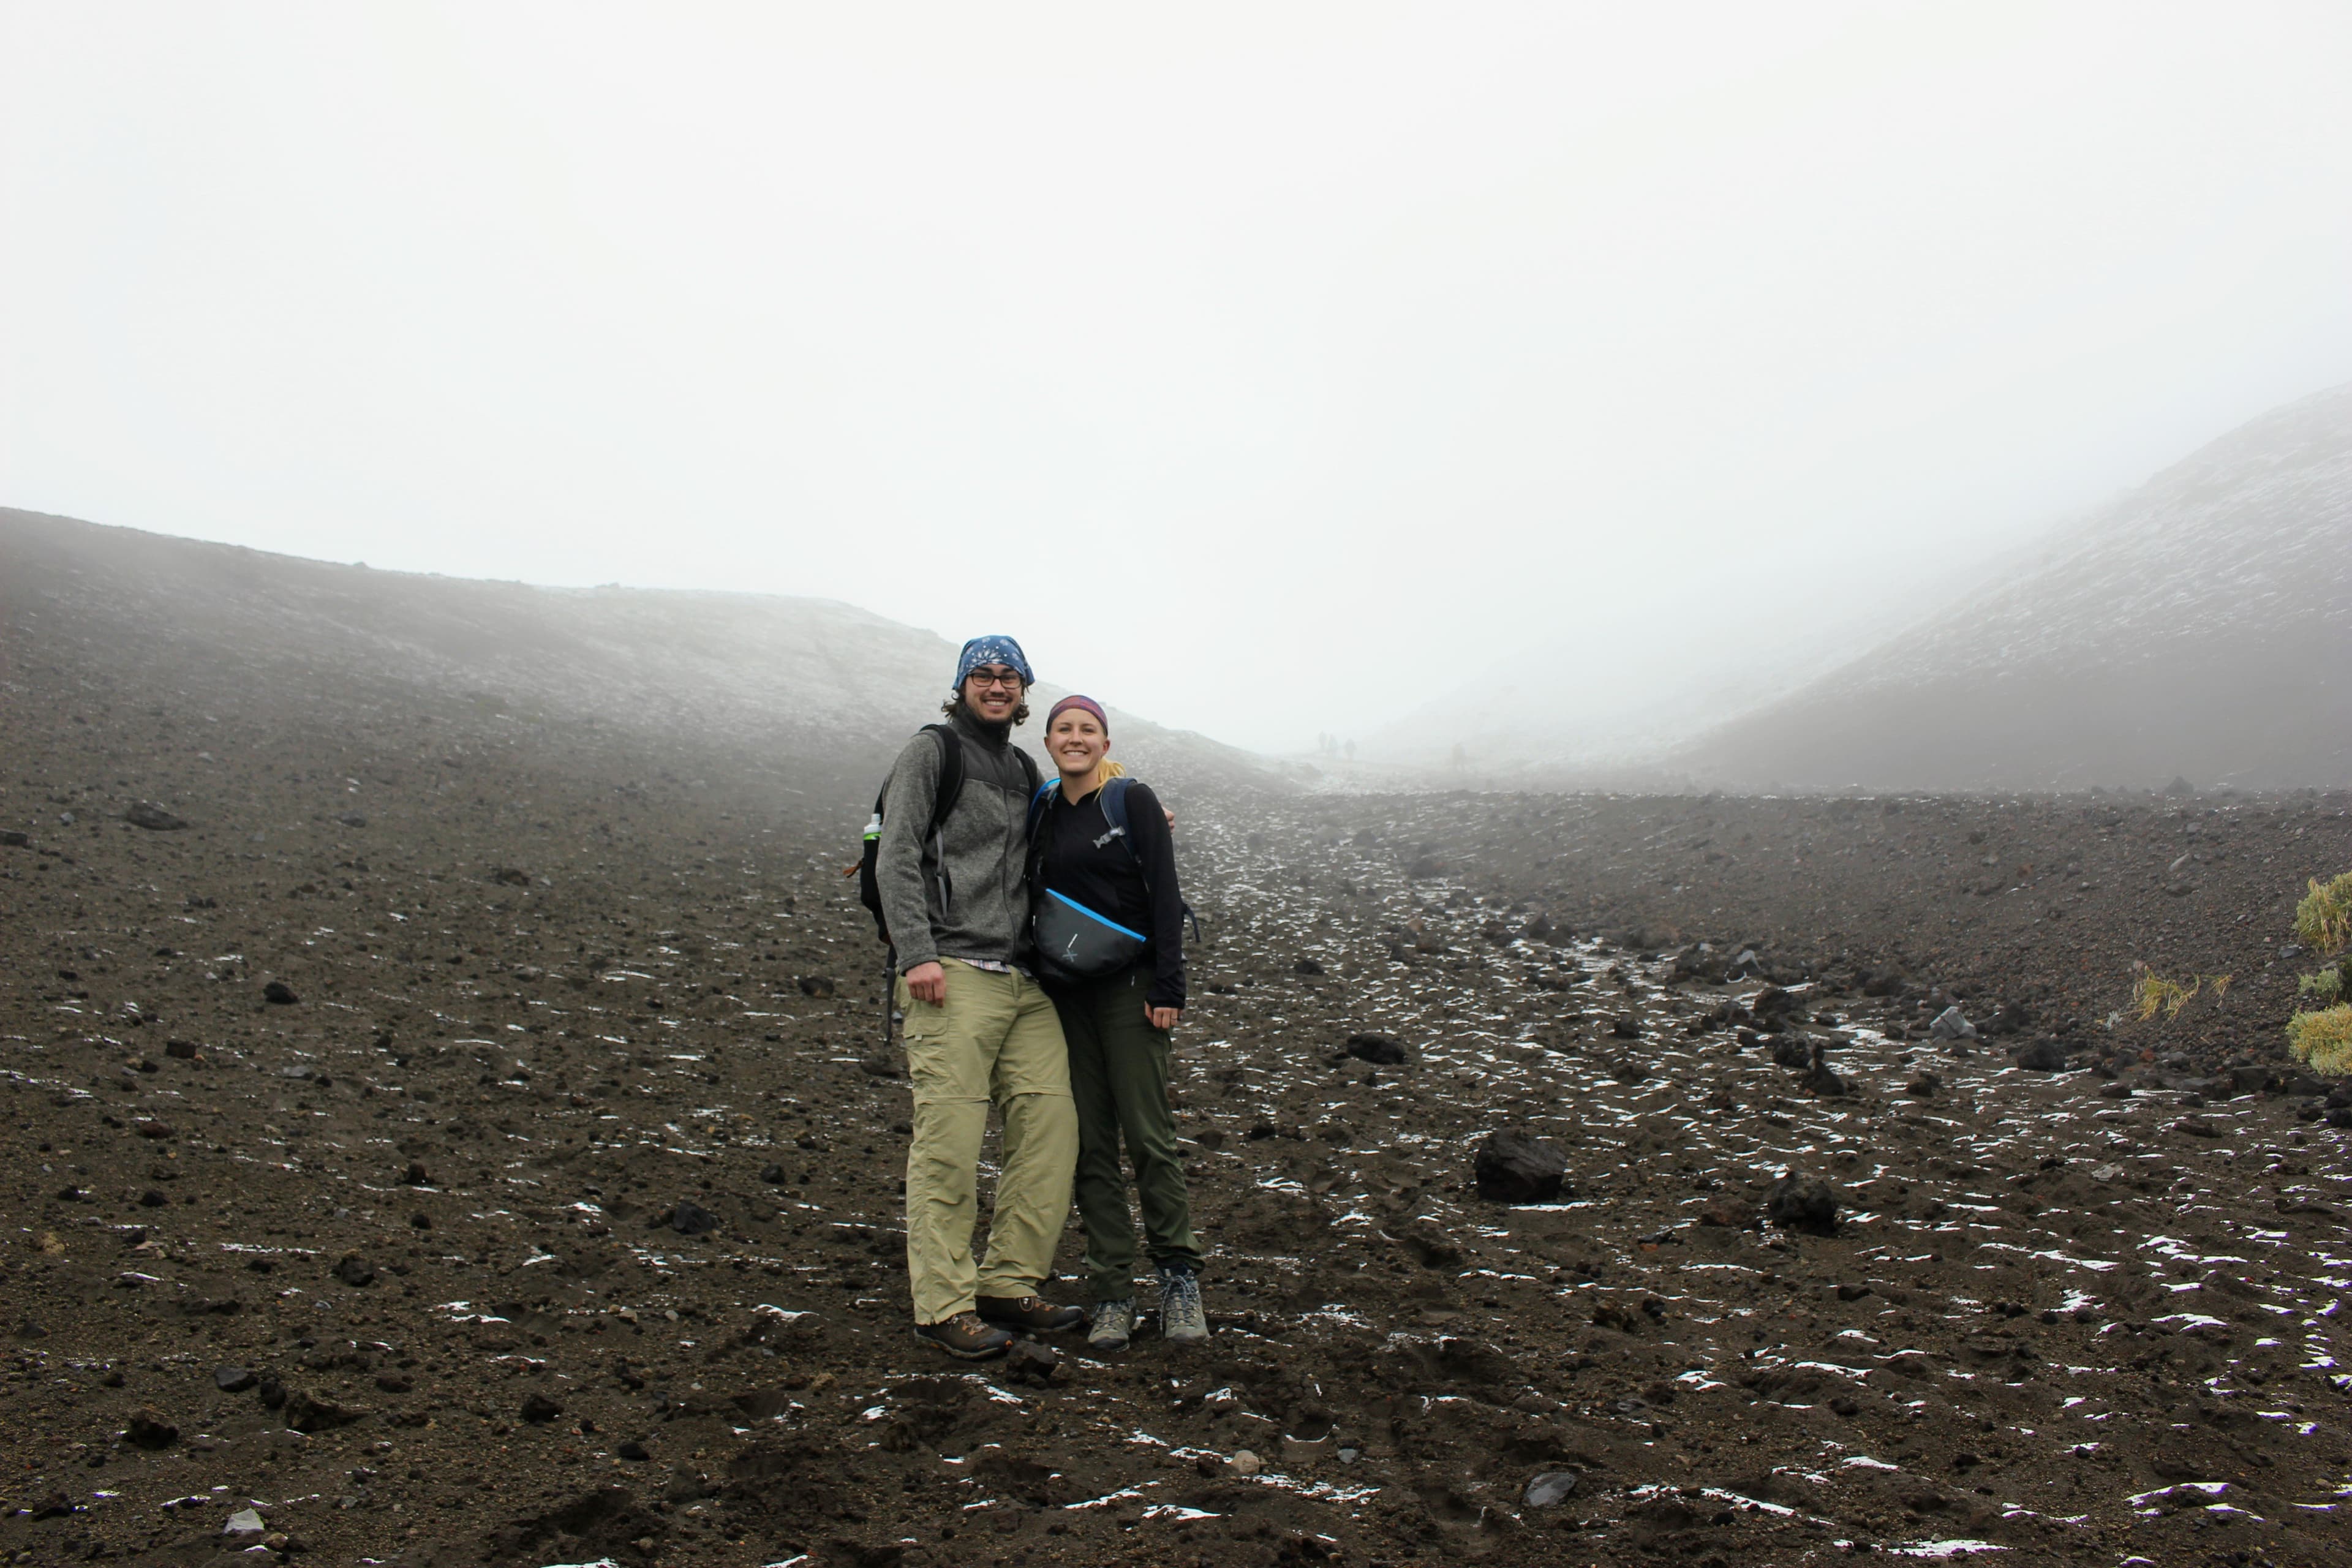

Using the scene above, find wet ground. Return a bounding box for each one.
[4,668,2351,1567]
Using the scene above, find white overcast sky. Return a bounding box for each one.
[6,3,2351,753]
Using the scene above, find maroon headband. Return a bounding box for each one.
[1047,695,1109,731]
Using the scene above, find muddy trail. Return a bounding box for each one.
[3,683,2350,1568]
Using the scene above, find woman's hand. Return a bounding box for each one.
[1145,1003,1182,1031]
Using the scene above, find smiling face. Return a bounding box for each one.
[1046,706,1109,783]
[960,663,1025,724]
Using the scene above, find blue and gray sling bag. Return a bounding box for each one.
[1026,777,1194,981]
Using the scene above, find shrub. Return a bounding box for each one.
[2286,1005,2352,1077]
[2296,872,2352,954]
[2301,968,2346,1007]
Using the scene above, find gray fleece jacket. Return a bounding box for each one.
[875,708,1039,974]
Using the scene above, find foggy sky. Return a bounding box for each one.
[6,3,2351,754]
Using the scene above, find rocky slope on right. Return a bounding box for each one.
[1677,380,2352,793]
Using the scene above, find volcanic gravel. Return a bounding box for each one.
[4,681,2351,1566]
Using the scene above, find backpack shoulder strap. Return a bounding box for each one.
[1015,744,1041,793]
[1097,777,1134,853]
[918,723,963,838]
[1027,777,1060,839]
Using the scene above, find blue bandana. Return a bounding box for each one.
[955,635,1033,689]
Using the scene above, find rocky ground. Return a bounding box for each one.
[4,654,2351,1567]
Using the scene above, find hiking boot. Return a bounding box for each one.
[913,1311,1014,1360]
[1158,1265,1209,1346]
[1088,1299,1136,1352]
[975,1294,1087,1333]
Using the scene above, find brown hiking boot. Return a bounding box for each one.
[975,1294,1087,1333]
[913,1311,1014,1360]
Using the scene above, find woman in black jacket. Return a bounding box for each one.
[1029,694,1205,1350]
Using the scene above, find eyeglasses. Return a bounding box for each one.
[965,669,1024,690]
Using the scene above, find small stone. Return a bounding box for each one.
[857,1054,900,1079]
[1766,1170,1839,1235]
[222,1507,266,1537]
[758,1163,787,1184]
[401,1161,430,1185]
[616,1440,650,1461]
[124,802,189,831]
[519,1391,563,1423]
[262,981,298,1006]
[669,1200,719,1236]
[797,974,836,998]
[1928,1006,1976,1042]
[1005,1340,1058,1384]
[1697,1196,1753,1229]
[331,1252,374,1287]
[125,1408,178,1449]
[1229,1449,1263,1477]
[1524,1470,1579,1507]
[1343,1033,1409,1066]
[2013,1039,2071,1072]
[214,1365,257,1393]
[138,1188,169,1207]
[164,1039,198,1060]
[1905,1069,1941,1097]
[1472,1128,1569,1204]
[283,1390,363,1431]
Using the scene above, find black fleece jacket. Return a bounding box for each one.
[1031,779,1186,1009]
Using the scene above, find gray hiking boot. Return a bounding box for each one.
[1088,1298,1136,1352]
[1158,1265,1208,1346]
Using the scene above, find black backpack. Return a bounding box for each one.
[852,725,1038,949]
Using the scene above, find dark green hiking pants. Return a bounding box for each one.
[1052,965,1201,1302]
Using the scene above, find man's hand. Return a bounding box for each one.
[1145,1003,1182,1031]
[905,961,947,1006]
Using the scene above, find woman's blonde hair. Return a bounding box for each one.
[1091,758,1128,791]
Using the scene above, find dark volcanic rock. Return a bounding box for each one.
[1344,1033,1409,1065]
[262,980,299,1005]
[214,1365,257,1393]
[520,1391,564,1423]
[1004,1340,1059,1384]
[1766,1171,1839,1235]
[2013,1039,2071,1072]
[331,1252,375,1287]
[1472,1129,1569,1204]
[284,1390,364,1431]
[1802,1041,1847,1097]
[124,1407,178,1449]
[669,1200,720,1236]
[123,802,187,831]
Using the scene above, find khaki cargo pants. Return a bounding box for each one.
[898,960,1078,1325]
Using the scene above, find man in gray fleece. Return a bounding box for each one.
[876,635,1084,1359]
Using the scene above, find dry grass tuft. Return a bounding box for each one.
[2296,872,2352,956]
[2130,966,2199,1022]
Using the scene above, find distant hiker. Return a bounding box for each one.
[1027,695,1207,1349]
[874,636,1084,1359]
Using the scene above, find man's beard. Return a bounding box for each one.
[956,698,1014,737]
